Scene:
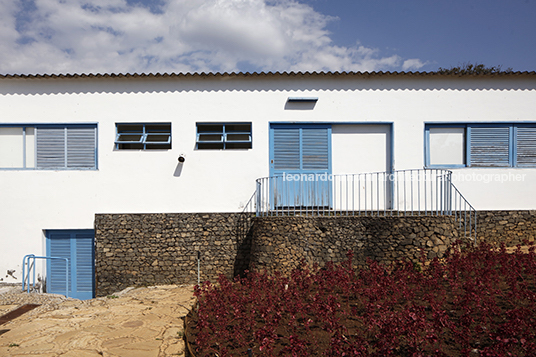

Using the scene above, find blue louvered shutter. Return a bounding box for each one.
[36,126,96,169]
[516,127,536,167]
[46,230,95,300]
[271,125,331,208]
[470,127,510,167]
[273,127,330,171]
[67,127,96,168]
[272,128,300,207]
[302,128,329,170]
[273,128,300,170]
[36,127,66,168]
[47,232,72,296]
[75,232,95,299]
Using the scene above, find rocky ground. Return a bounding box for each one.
[0,285,195,357]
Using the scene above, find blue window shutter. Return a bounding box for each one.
[36,126,96,169]
[273,128,300,170]
[36,127,66,168]
[469,127,510,167]
[67,127,96,168]
[75,232,95,296]
[48,233,72,295]
[302,128,329,170]
[516,127,536,167]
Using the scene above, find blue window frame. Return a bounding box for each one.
[425,123,536,168]
[196,123,252,150]
[115,123,171,150]
[0,124,97,170]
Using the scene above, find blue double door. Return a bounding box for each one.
[269,124,332,208]
[46,229,95,300]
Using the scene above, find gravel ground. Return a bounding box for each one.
[0,285,70,318]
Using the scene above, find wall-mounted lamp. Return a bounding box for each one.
[178,154,186,163]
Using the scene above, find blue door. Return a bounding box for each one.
[270,124,331,208]
[46,229,95,300]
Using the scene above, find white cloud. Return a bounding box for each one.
[0,0,425,74]
[402,58,427,71]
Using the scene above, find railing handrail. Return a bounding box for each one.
[22,254,69,298]
[254,169,476,241]
[241,191,257,214]
[450,184,477,242]
[255,168,453,182]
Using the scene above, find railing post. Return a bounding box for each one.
[255,179,261,217]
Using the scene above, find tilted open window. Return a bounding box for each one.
[115,123,171,150]
[196,123,252,150]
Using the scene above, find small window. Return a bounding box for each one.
[196,123,252,150]
[115,123,171,150]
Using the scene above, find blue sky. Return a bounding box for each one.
[0,0,534,75]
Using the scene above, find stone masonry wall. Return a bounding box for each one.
[94,213,253,297]
[249,216,459,275]
[476,210,536,246]
[94,211,536,296]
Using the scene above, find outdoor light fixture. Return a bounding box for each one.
[178,154,186,163]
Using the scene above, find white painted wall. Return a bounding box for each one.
[1,74,536,282]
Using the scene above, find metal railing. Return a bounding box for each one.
[232,192,257,276]
[255,169,476,241]
[22,254,69,297]
[236,191,257,243]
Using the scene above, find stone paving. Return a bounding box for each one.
[0,285,195,357]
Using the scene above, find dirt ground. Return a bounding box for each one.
[0,285,195,357]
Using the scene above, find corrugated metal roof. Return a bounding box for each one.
[0,71,535,80]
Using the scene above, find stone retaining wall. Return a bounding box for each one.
[94,210,536,296]
[94,213,253,297]
[476,210,536,246]
[249,216,459,275]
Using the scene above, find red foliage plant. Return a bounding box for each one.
[186,242,536,356]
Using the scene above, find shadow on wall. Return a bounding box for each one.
[233,213,254,277]
[173,162,184,177]
[284,101,317,110]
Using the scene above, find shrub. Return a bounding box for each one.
[187,242,536,356]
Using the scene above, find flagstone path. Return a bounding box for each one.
[0,285,195,357]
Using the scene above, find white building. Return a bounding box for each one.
[1,71,535,298]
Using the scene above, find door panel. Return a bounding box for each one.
[46,229,95,300]
[331,124,392,211]
[270,125,331,208]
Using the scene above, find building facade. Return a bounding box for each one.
[1,71,535,298]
